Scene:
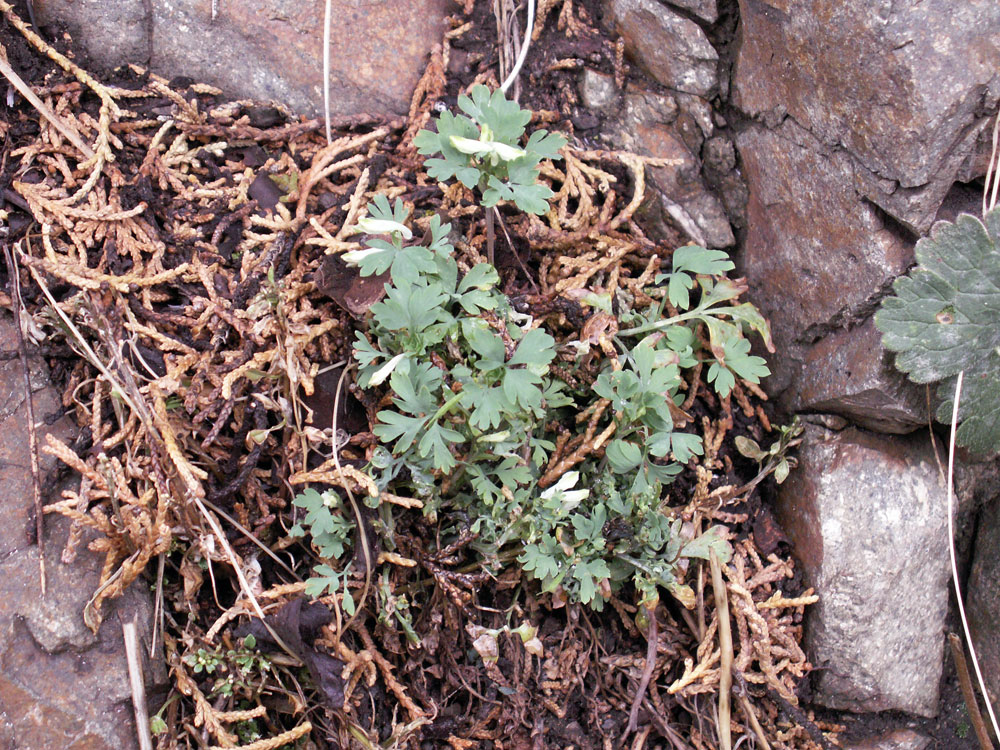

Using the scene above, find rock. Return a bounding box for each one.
[0,317,77,559]
[35,0,150,64]
[701,133,748,230]
[664,0,718,24]
[735,119,914,398]
[845,729,933,750]
[602,0,718,96]
[0,315,158,750]
[736,119,913,347]
[733,0,1000,233]
[967,493,1000,706]
[35,0,450,116]
[783,317,928,434]
[578,68,621,111]
[703,135,736,176]
[674,92,714,140]
[774,425,949,717]
[0,522,157,750]
[605,86,734,247]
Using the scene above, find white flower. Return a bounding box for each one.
[479,430,511,443]
[449,135,525,162]
[368,353,406,386]
[355,216,412,239]
[540,471,590,509]
[341,246,388,267]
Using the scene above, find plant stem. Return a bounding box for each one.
[431,390,467,423]
[486,207,496,266]
[711,549,733,750]
[617,309,705,336]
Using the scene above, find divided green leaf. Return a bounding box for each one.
[414,84,566,216]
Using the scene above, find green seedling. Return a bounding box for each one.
[414,84,566,216]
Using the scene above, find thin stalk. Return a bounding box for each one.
[711,549,733,750]
[949,632,994,750]
[947,372,1000,738]
[617,309,706,336]
[627,605,658,733]
[323,0,332,144]
[431,389,467,423]
[499,0,535,95]
[3,242,45,595]
[122,617,153,750]
[0,43,95,159]
[486,207,496,266]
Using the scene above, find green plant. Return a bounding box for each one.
[290,487,354,561]
[184,637,273,698]
[185,647,222,675]
[289,188,775,609]
[875,207,1000,453]
[413,84,566,215]
[617,246,773,398]
[735,418,804,484]
[288,487,357,611]
[288,87,776,611]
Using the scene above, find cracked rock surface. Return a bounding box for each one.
[732,0,1000,432]
[35,0,450,117]
[0,316,158,750]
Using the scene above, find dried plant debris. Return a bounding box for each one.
[0,2,828,748]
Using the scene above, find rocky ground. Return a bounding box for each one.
[1,0,999,748]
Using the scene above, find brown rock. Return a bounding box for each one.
[775,425,949,717]
[602,0,718,96]
[733,0,1000,232]
[0,530,156,750]
[735,119,913,395]
[786,318,928,434]
[35,0,449,116]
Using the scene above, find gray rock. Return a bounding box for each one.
[0,318,77,560]
[602,0,718,96]
[703,135,736,175]
[674,92,714,140]
[620,86,679,128]
[578,68,621,111]
[846,729,933,750]
[660,190,733,248]
[35,0,150,65]
[605,86,734,247]
[36,0,450,116]
[664,0,718,24]
[733,0,1000,233]
[967,493,1000,706]
[0,316,158,750]
[774,425,949,717]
